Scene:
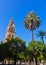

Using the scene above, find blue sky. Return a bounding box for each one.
[0,0,46,45]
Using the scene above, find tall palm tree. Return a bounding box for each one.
[24,11,40,41]
[36,31,46,44]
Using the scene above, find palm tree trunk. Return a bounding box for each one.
[20,60,21,65]
[42,37,44,44]
[8,59,10,64]
[34,58,36,65]
[4,60,6,64]
[14,51,17,65]
[35,57,37,65]
[25,60,26,65]
[2,60,4,65]
[31,29,34,41]
[29,60,31,65]
[14,58,16,65]
[33,57,37,65]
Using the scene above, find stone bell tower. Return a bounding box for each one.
[4,19,15,43]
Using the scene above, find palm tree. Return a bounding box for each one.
[5,37,26,65]
[28,41,45,65]
[24,11,40,41]
[36,31,46,44]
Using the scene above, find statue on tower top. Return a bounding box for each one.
[4,18,15,43]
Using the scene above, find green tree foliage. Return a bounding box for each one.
[24,11,40,41]
[0,37,26,65]
[36,31,46,43]
[27,41,45,65]
[42,44,46,61]
[0,37,46,65]
[5,37,26,65]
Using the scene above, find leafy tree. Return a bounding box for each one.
[42,44,46,61]
[4,37,26,65]
[36,31,46,43]
[18,47,28,65]
[24,11,40,41]
[0,42,9,64]
[27,41,44,65]
[37,44,46,62]
[0,44,5,62]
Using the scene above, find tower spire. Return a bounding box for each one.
[4,18,15,43]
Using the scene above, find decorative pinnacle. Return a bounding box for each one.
[10,18,14,24]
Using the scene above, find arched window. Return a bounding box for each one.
[12,35,14,37]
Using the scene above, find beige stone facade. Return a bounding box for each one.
[4,19,15,43]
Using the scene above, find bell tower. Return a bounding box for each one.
[4,19,15,43]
